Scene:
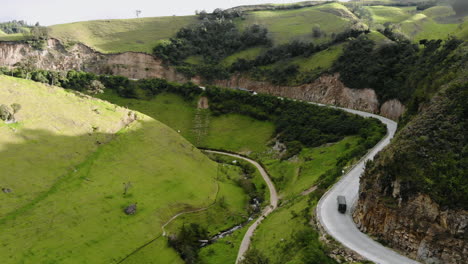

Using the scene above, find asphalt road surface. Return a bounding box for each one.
[316,106,420,264]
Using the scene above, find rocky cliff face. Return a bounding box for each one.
[0,39,405,119]
[353,83,468,264]
[354,187,467,263]
[0,39,187,82]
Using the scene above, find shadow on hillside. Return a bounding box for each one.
[0,119,217,262]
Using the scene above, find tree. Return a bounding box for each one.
[135,10,142,18]
[0,103,21,123]
[14,56,38,80]
[86,80,106,94]
[312,25,323,38]
[30,26,49,40]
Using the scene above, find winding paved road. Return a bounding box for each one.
[204,103,420,264]
[316,105,420,264]
[202,150,278,264]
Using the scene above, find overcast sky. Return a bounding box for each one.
[0,0,350,26]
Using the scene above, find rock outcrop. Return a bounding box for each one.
[214,73,381,114]
[353,84,468,264]
[0,39,404,119]
[354,189,467,264]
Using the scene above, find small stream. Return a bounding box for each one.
[200,198,261,247]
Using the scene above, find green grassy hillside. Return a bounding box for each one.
[44,2,357,54]
[0,75,224,263]
[238,2,357,45]
[96,91,275,154]
[49,16,197,53]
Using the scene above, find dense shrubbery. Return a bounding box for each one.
[153,11,370,85]
[153,19,270,65]
[0,68,203,100]
[168,223,209,264]
[205,86,385,150]
[333,36,464,103]
[230,27,370,85]
[0,20,30,34]
[365,81,468,209]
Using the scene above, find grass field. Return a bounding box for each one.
[221,46,267,66]
[122,162,249,264]
[97,91,198,142]
[201,113,274,154]
[41,2,356,54]
[365,5,416,24]
[0,32,27,41]
[291,43,345,73]
[0,76,223,263]
[97,91,275,154]
[198,223,249,264]
[400,13,460,41]
[263,136,360,198]
[249,195,332,264]
[48,16,198,53]
[238,3,355,45]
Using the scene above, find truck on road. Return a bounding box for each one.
[337,195,347,214]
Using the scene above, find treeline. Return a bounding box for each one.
[232,27,370,85]
[153,19,270,65]
[168,223,208,264]
[333,36,464,103]
[2,66,385,160]
[0,20,31,34]
[364,81,468,209]
[0,68,202,100]
[153,9,370,86]
[205,86,385,151]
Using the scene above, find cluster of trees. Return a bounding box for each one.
[364,81,468,209]
[0,20,30,34]
[196,8,244,20]
[205,86,385,152]
[153,19,270,65]
[333,36,464,103]
[229,27,370,85]
[0,68,203,101]
[168,223,209,264]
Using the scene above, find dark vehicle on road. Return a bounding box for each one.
[337,195,347,213]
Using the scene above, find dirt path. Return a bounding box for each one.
[202,150,278,264]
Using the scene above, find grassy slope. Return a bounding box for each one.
[250,195,322,264]
[124,163,249,264]
[291,43,345,73]
[221,46,267,66]
[264,136,360,198]
[43,2,356,54]
[48,16,197,53]
[365,5,415,24]
[97,91,275,154]
[0,33,26,41]
[399,6,463,41]
[238,3,355,45]
[0,76,221,263]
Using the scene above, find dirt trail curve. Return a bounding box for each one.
[315,103,420,264]
[202,150,278,264]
